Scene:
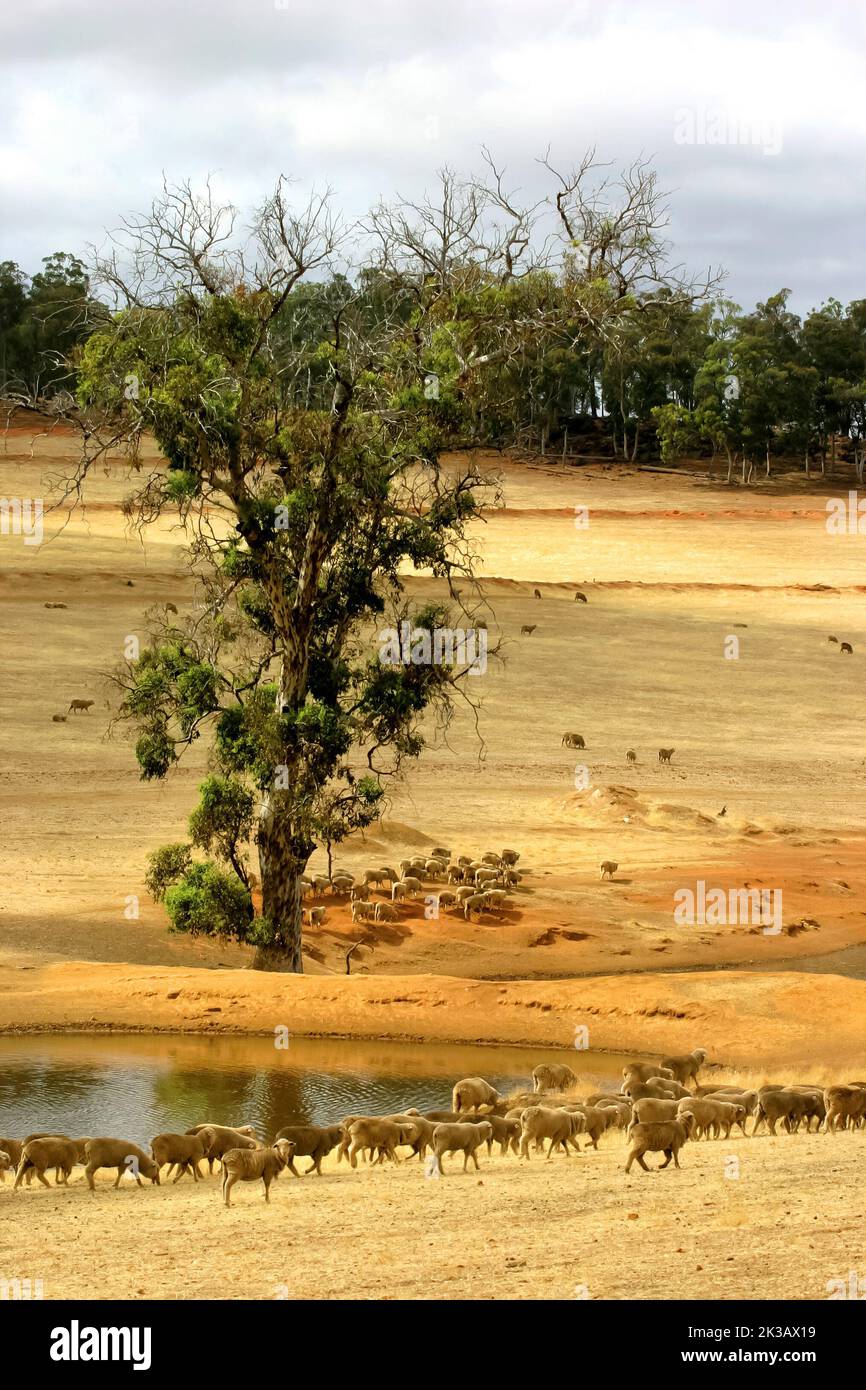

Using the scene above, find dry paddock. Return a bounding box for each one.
[2,1129,862,1301]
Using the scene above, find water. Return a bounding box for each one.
[0,1035,630,1145]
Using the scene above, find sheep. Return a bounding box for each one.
[345,1118,414,1168]
[474,867,499,887]
[329,875,354,895]
[631,1098,680,1125]
[452,1077,500,1114]
[575,591,587,603]
[520,624,537,636]
[83,1138,161,1190]
[501,867,520,887]
[0,1150,12,1182]
[221,1140,293,1206]
[380,865,400,883]
[191,1124,258,1175]
[351,901,377,923]
[305,906,326,926]
[274,1124,343,1175]
[0,1138,23,1168]
[481,851,502,866]
[457,855,473,867]
[824,1085,866,1132]
[51,714,67,722]
[363,868,388,889]
[626,749,637,763]
[398,859,414,877]
[399,875,424,897]
[431,1121,493,1172]
[624,1080,683,1104]
[561,733,586,749]
[391,881,412,903]
[519,1107,585,1160]
[534,588,542,599]
[563,1104,615,1150]
[659,1048,707,1087]
[676,1096,736,1140]
[751,1089,812,1136]
[532,1063,577,1093]
[476,1115,521,1156]
[68,699,94,713]
[702,1088,759,1119]
[430,848,451,862]
[481,889,508,911]
[446,865,465,884]
[463,893,490,920]
[14,1137,79,1189]
[455,885,477,902]
[710,1100,749,1139]
[594,1098,632,1129]
[841,642,853,654]
[151,1131,208,1182]
[425,859,447,879]
[436,890,458,910]
[625,1113,695,1172]
[374,902,399,922]
[599,860,618,880]
[310,874,330,893]
[384,1115,438,1161]
[658,747,675,764]
[623,1061,676,1085]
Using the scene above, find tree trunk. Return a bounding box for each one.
[255,797,306,972]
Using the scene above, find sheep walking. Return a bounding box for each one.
[221,1140,293,1206]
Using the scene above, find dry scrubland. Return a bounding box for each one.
[4,1119,863,1302]
[1,422,866,984]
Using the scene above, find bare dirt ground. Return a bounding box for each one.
[4,1124,862,1302]
[1,421,865,984]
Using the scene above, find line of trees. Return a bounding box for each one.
[0,253,101,396]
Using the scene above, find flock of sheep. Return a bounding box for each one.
[301,845,524,927]
[3,1049,864,1206]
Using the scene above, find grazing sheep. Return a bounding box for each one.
[481,851,502,866]
[561,733,585,749]
[14,1137,79,1189]
[474,867,499,886]
[44,601,68,609]
[0,1150,12,1182]
[463,893,490,920]
[305,906,326,926]
[520,624,537,636]
[532,1063,577,1093]
[436,890,458,909]
[191,1125,257,1175]
[68,699,94,713]
[626,749,637,763]
[83,1138,161,1190]
[824,1085,866,1132]
[0,1138,23,1168]
[574,591,587,603]
[380,865,400,883]
[658,747,675,764]
[374,902,399,922]
[599,860,618,880]
[51,714,67,722]
[389,883,411,904]
[841,642,853,654]
[430,848,451,862]
[399,875,423,897]
[351,884,370,902]
[363,868,388,889]
[660,1048,707,1087]
[454,885,477,903]
[519,1106,585,1160]
[452,1077,500,1114]
[534,588,542,599]
[431,1121,493,1172]
[500,849,520,866]
[481,888,508,911]
[351,901,376,923]
[310,874,330,893]
[221,1140,293,1207]
[828,635,839,643]
[446,865,465,884]
[625,1114,695,1172]
[424,859,447,879]
[329,875,354,895]
[274,1124,343,1175]
[151,1132,207,1182]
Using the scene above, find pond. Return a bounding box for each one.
[0,1034,630,1143]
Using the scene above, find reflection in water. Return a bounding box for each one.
[0,1035,631,1143]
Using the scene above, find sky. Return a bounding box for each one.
[1,0,864,313]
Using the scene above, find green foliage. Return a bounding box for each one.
[144,843,193,902]
[163,861,253,940]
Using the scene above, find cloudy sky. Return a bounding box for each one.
[2,0,864,311]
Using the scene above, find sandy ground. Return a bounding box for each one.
[2,420,866,984]
[3,1125,863,1302]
